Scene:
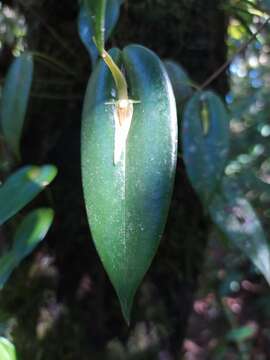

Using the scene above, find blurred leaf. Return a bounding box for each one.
[229,94,257,118]
[0,165,57,226]
[209,178,270,285]
[226,325,256,343]
[78,0,122,66]
[164,60,193,107]
[0,53,33,159]
[12,208,54,264]
[0,338,16,360]
[260,0,270,11]
[182,91,230,205]
[0,253,16,291]
[0,208,54,289]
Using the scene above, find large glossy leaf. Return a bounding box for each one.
[0,208,54,289]
[0,53,33,159]
[79,0,121,66]
[182,91,230,205]
[209,178,270,285]
[81,45,177,322]
[164,60,192,107]
[0,338,16,360]
[0,165,57,226]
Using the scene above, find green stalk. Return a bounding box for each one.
[101,49,128,100]
[95,0,106,53]
[84,0,107,54]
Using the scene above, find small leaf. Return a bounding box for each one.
[0,165,57,226]
[0,338,16,360]
[12,208,54,265]
[0,253,16,290]
[226,326,256,343]
[78,0,122,65]
[182,91,230,205]
[164,60,192,106]
[209,178,270,285]
[0,208,54,289]
[0,53,33,159]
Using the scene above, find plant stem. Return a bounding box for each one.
[101,49,128,100]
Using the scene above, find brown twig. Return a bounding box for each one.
[200,16,270,90]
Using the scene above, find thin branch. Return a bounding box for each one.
[200,17,270,90]
[32,52,77,78]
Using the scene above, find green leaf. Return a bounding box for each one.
[0,53,33,159]
[83,0,106,54]
[260,0,270,11]
[0,165,57,226]
[79,0,122,66]
[164,60,193,107]
[226,325,256,343]
[0,208,54,289]
[0,338,16,360]
[182,91,230,205]
[81,45,177,323]
[209,178,270,285]
[12,208,54,265]
[0,253,16,290]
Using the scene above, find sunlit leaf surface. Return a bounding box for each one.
[81,45,177,322]
[0,165,57,226]
[0,337,16,360]
[0,208,54,289]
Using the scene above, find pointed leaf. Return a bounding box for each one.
[81,45,177,322]
[0,53,33,158]
[79,0,121,66]
[209,178,270,285]
[0,165,57,226]
[0,253,16,290]
[12,208,54,265]
[164,60,192,107]
[0,208,54,289]
[182,91,230,205]
[0,338,16,360]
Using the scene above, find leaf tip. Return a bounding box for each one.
[120,299,132,326]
